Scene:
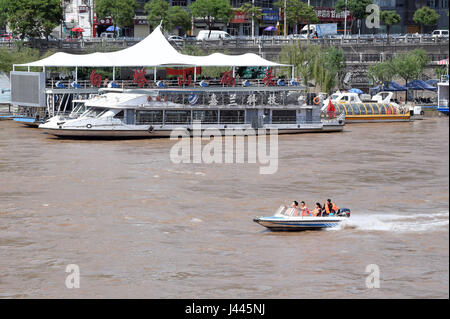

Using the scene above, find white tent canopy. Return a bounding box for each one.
[15,26,288,68]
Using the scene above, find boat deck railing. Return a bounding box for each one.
[45,78,303,91]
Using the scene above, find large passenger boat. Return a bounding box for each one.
[39,87,345,137]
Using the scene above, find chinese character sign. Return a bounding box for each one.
[220,70,236,87]
[263,68,275,86]
[133,68,148,88]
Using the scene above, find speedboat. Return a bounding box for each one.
[253,205,351,231]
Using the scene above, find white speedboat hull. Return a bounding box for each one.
[253,216,348,231]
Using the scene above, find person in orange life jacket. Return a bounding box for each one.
[311,203,323,217]
[324,199,339,216]
[300,201,311,216]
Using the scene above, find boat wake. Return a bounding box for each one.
[333,211,449,232]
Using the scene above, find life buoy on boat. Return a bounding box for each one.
[86,124,92,129]
[147,95,152,102]
[313,96,321,105]
[148,125,154,133]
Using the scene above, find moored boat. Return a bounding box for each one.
[39,87,345,138]
[437,76,449,116]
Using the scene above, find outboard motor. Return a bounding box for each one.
[336,208,351,217]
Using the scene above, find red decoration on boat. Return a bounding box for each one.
[220,70,235,86]
[327,99,336,118]
[90,69,102,87]
[178,71,192,86]
[263,68,275,86]
[133,68,148,88]
[166,67,201,76]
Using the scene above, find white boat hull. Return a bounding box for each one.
[40,125,344,138]
[253,216,348,231]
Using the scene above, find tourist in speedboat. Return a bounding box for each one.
[291,201,299,216]
[311,203,323,217]
[300,201,311,216]
[324,199,339,216]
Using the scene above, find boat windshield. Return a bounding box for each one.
[275,205,287,216]
[69,102,87,118]
[80,107,108,118]
[330,94,340,100]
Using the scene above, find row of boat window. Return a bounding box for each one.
[126,109,300,125]
[336,103,399,115]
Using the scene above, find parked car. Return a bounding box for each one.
[168,35,184,41]
[0,34,18,41]
[431,30,449,38]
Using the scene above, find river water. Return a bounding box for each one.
[0,118,448,298]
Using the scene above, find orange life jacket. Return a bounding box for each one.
[325,202,339,214]
[301,206,310,216]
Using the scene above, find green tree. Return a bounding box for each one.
[392,49,429,101]
[274,0,301,34]
[278,44,345,93]
[434,67,447,79]
[324,47,346,89]
[275,0,318,36]
[145,1,192,34]
[367,60,396,86]
[297,2,319,39]
[413,6,440,34]
[237,2,264,38]
[96,0,138,37]
[189,0,233,38]
[144,0,169,30]
[0,0,62,40]
[335,0,373,35]
[167,6,192,35]
[0,47,40,72]
[380,10,401,43]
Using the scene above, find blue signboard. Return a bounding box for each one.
[262,9,279,22]
[316,23,337,37]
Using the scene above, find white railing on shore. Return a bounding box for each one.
[1,34,448,49]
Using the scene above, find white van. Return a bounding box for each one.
[100,32,114,39]
[196,30,232,41]
[431,30,449,37]
[299,24,317,37]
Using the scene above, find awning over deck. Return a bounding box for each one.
[16,26,288,68]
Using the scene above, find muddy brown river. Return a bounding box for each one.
[0,118,448,298]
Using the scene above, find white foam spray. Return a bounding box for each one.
[333,211,449,233]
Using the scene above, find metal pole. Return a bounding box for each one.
[113,66,115,81]
[252,0,255,39]
[194,66,197,82]
[75,66,78,82]
[284,0,287,37]
[344,0,347,37]
[154,67,157,82]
